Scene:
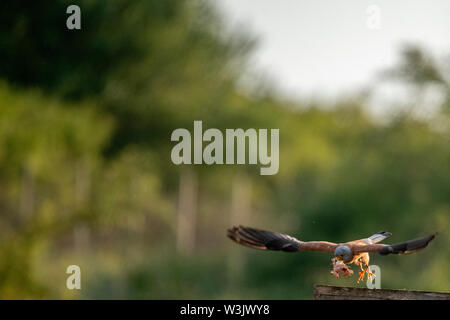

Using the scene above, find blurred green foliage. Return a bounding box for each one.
[0,0,449,299]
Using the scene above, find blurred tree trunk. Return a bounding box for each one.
[75,159,90,206]
[228,172,252,286]
[19,166,34,219]
[73,160,91,251]
[230,172,251,227]
[176,168,198,255]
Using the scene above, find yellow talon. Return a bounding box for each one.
[357,270,365,283]
[357,264,373,283]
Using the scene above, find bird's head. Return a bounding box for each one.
[334,245,352,262]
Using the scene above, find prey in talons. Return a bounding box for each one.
[330,258,354,278]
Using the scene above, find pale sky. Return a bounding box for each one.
[215,0,450,100]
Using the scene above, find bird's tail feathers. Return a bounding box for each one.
[369,230,392,243]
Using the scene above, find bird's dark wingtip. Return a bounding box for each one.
[380,232,437,255]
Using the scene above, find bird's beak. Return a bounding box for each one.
[336,256,343,261]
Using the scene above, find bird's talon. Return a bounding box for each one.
[357,270,365,283]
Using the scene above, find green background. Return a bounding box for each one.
[0,0,448,299]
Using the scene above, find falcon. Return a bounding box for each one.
[227,225,437,282]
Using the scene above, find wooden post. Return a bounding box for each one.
[314,285,450,300]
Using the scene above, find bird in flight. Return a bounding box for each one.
[227,225,436,282]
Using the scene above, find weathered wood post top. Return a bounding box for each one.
[314,285,450,300]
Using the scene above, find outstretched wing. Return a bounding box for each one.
[227,225,337,253]
[351,233,437,255]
